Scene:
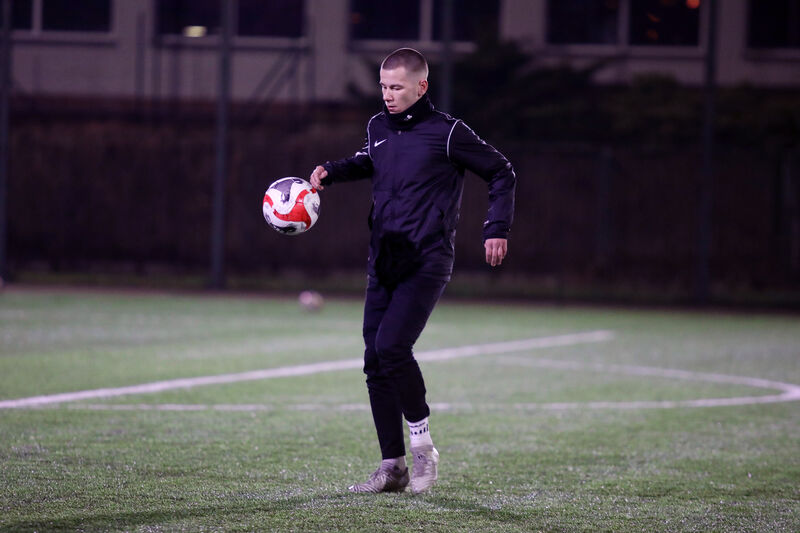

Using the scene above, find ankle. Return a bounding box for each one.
[407,417,434,448]
[381,456,406,471]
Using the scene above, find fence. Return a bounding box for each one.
[8,97,800,298]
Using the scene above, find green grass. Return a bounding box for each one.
[1,286,799,532]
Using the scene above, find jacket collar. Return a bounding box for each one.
[383,94,434,130]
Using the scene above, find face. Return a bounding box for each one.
[379,66,428,114]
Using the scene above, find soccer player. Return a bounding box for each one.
[309,48,515,494]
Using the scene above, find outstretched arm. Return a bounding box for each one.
[309,141,374,191]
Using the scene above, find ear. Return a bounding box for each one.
[418,79,428,97]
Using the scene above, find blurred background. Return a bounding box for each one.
[1,0,799,306]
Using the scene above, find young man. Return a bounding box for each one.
[309,48,515,494]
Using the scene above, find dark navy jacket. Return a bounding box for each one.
[322,95,516,281]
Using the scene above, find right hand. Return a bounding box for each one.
[309,165,328,190]
[484,238,508,267]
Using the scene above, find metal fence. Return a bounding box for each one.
[8,98,800,298]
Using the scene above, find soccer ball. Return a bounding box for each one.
[262,177,320,234]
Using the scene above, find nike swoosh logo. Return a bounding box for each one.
[374,139,387,148]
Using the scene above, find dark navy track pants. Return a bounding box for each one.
[362,274,447,459]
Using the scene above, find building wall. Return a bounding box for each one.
[504,0,800,87]
[8,0,800,104]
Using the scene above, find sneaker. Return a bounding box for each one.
[410,445,439,494]
[348,464,409,493]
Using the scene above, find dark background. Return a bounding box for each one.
[4,1,800,306]
[9,62,800,305]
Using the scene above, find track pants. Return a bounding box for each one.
[362,273,447,459]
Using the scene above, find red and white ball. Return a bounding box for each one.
[262,177,320,235]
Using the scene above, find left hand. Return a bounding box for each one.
[485,238,508,267]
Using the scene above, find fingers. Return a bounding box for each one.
[485,238,508,267]
[309,165,327,190]
[309,166,324,190]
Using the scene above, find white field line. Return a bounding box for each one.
[67,357,800,412]
[494,357,800,409]
[0,330,614,409]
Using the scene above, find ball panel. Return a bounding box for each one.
[303,188,321,226]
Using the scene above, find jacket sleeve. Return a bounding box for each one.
[321,140,374,186]
[448,121,516,241]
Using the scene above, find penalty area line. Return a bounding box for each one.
[0,330,614,409]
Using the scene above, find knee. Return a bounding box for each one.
[374,332,411,366]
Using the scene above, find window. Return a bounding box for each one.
[2,0,111,33]
[0,0,110,33]
[547,0,619,44]
[628,0,700,46]
[0,0,33,30]
[432,0,499,42]
[156,0,304,38]
[350,0,420,40]
[546,0,702,47]
[350,0,498,42]
[42,0,111,32]
[238,0,303,38]
[157,0,220,36]
[748,0,800,49]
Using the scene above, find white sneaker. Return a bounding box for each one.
[410,445,439,494]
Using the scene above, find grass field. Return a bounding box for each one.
[1,286,799,532]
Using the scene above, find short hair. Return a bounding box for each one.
[380,48,429,79]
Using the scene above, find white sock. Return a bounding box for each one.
[381,456,406,471]
[407,417,434,449]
